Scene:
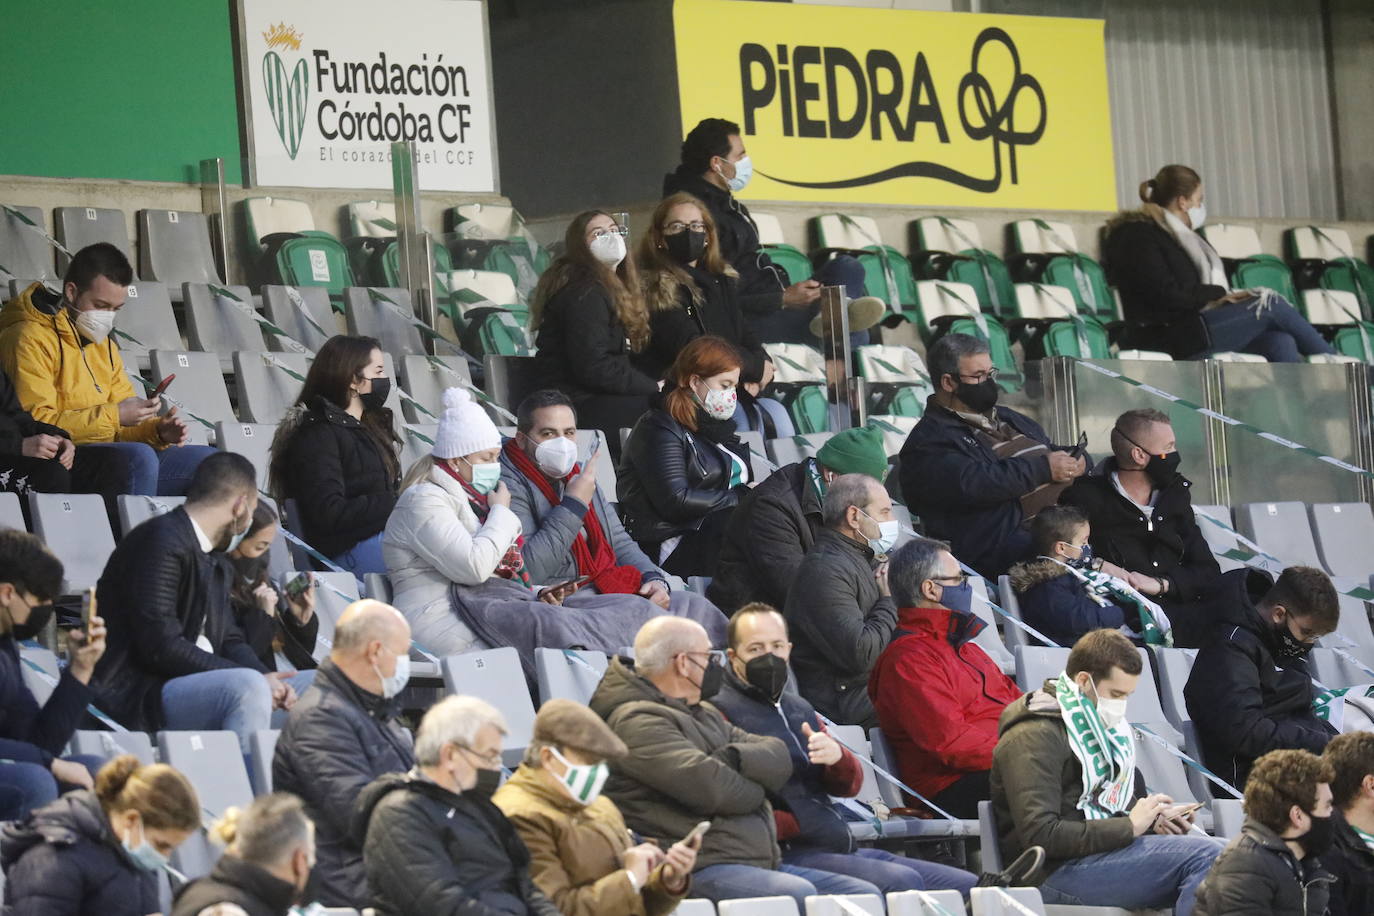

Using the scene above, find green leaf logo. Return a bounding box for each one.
[263,51,309,160]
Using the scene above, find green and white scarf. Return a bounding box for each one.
[1352,823,1374,855]
[1043,558,1173,647]
[1055,671,1136,818]
[1314,683,1374,733]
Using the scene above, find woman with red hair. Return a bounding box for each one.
[616,336,751,578]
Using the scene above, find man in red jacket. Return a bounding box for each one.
[870,536,1022,818]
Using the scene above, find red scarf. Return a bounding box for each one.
[434,458,531,587]
[502,439,642,594]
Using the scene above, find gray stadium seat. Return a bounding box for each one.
[804,894,883,916]
[249,729,280,795]
[184,283,266,360]
[1235,501,1323,569]
[1134,731,1200,810]
[996,575,1036,654]
[149,350,236,430]
[765,432,834,467]
[116,281,183,371]
[0,205,55,283]
[344,286,424,357]
[1309,502,1374,579]
[158,730,253,878]
[483,354,540,415]
[138,210,220,291]
[1150,648,1196,731]
[69,729,155,765]
[1211,798,1245,838]
[262,285,337,352]
[1192,505,1248,573]
[440,647,535,767]
[29,493,115,593]
[0,491,26,530]
[18,645,59,705]
[399,354,472,423]
[717,897,800,916]
[234,351,308,424]
[887,889,966,916]
[1014,646,1181,746]
[116,494,187,537]
[969,887,1045,916]
[215,422,275,491]
[399,423,439,473]
[364,572,393,602]
[54,207,132,273]
[737,430,773,484]
[977,801,1002,871]
[1308,646,1373,689]
[969,577,1014,674]
[312,572,362,661]
[534,648,608,706]
[673,901,718,916]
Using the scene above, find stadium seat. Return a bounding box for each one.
[399,423,440,472]
[398,354,470,422]
[248,729,280,795]
[717,898,799,916]
[347,199,397,239]
[234,351,308,424]
[1198,223,1263,261]
[446,202,551,302]
[1115,349,1174,361]
[54,206,132,274]
[364,572,393,602]
[311,571,362,659]
[1308,646,1373,689]
[29,493,115,593]
[1191,505,1248,572]
[1133,730,1200,811]
[116,494,187,537]
[804,894,883,916]
[1013,646,1181,746]
[812,214,914,315]
[440,647,535,767]
[69,729,155,765]
[0,492,25,531]
[244,197,354,301]
[1286,225,1356,262]
[887,890,966,916]
[764,343,830,435]
[751,211,813,284]
[1211,798,1245,838]
[674,901,717,916]
[1299,289,1362,326]
[996,575,1037,655]
[909,282,1022,390]
[18,644,59,705]
[215,422,275,491]
[1209,352,1269,363]
[1006,220,1115,322]
[866,416,917,460]
[969,887,1046,916]
[262,285,338,352]
[158,730,253,878]
[909,217,1016,320]
[766,431,834,467]
[137,210,220,292]
[1038,314,1111,360]
[736,429,775,484]
[977,800,1002,872]
[0,205,56,284]
[533,648,608,706]
[1234,501,1324,568]
[965,576,1015,674]
[344,286,426,357]
[1150,648,1196,733]
[448,268,522,319]
[854,345,932,418]
[149,350,236,430]
[184,283,266,360]
[1309,502,1374,579]
[115,281,182,371]
[483,354,540,415]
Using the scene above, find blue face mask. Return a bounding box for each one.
[1063,541,1094,570]
[464,459,502,495]
[938,580,974,616]
[122,819,169,873]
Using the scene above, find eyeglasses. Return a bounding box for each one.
[455,743,503,768]
[664,221,707,235]
[930,573,970,586]
[955,368,999,383]
[678,649,727,666]
[588,225,628,241]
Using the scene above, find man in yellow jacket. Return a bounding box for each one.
[0,243,215,497]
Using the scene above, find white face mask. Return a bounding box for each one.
[696,382,737,420]
[533,436,578,479]
[1087,678,1129,729]
[859,509,899,555]
[720,155,753,193]
[373,650,410,699]
[1186,203,1206,231]
[73,308,116,344]
[589,232,626,267]
[549,746,610,806]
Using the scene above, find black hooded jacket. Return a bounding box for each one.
[1325,810,1374,916]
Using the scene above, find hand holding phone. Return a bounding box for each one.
[152,373,176,398]
[682,820,711,848]
[283,572,313,599]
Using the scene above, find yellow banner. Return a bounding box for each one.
[672,0,1116,211]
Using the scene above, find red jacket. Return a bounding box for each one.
[868,605,1022,799]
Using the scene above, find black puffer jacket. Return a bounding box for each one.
[0,362,67,456]
[616,402,750,546]
[172,853,298,916]
[91,507,265,730]
[354,772,560,916]
[533,273,659,400]
[0,790,161,916]
[1102,209,1226,358]
[276,397,399,558]
[1184,569,1336,789]
[638,265,767,382]
[273,660,415,907]
[709,460,822,614]
[1194,818,1332,916]
[1325,811,1374,916]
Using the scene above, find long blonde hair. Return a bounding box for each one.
[639,192,737,314]
[530,210,650,351]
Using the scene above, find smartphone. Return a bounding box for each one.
[682,820,711,846]
[1069,430,1089,460]
[151,373,176,398]
[283,572,312,599]
[547,575,591,594]
[80,587,96,637]
[1165,802,1204,820]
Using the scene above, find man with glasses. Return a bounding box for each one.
[870,537,1022,818]
[784,473,898,729]
[900,333,1086,578]
[590,616,875,908]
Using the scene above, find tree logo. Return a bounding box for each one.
[262,23,308,160]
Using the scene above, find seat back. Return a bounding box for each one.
[1010,219,1078,255]
[0,492,24,531]
[1301,289,1360,325]
[310,571,362,658]
[1212,798,1246,838]
[29,493,116,592]
[138,210,219,285]
[116,494,188,537]
[997,575,1035,654]
[717,898,801,916]
[814,214,882,249]
[262,285,338,352]
[1235,501,1324,568]
[0,205,55,282]
[803,894,884,916]
[248,729,280,795]
[70,730,155,765]
[344,286,426,357]
[1151,647,1197,730]
[449,268,521,314]
[1016,646,1178,743]
[1133,729,1197,804]
[866,415,918,459]
[400,424,440,472]
[347,200,397,238]
[888,890,966,916]
[158,730,254,878]
[273,235,354,299]
[1287,226,1354,261]
[400,354,473,423]
[215,422,275,490]
[1040,316,1111,360]
[969,887,1046,916]
[1013,283,1076,321]
[913,216,982,253]
[234,351,309,424]
[534,648,609,706]
[149,350,235,428]
[765,343,827,384]
[18,645,59,705]
[1116,349,1174,361]
[440,647,536,766]
[861,727,904,809]
[969,577,1014,673]
[1232,254,1298,304]
[244,196,316,244]
[977,800,1003,872]
[449,202,521,239]
[1040,255,1113,318]
[854,345,934,412]
[750,211,787,246]
[912,280,982,327]
[1199,223,1263,260]
[482,354,541,414]
[184,283,264,354]
[114,281,182,367]
[54,207,132,273]
[766,432,834,467]
[1309,502,1374,578]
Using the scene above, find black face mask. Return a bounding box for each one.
[689,655,724,702]
[1143,451,1183,488]
[954,378,999,413]
[8,601,54,642]
[469,767,502,799]
[1299,812,1334,858]
[1271,612,1313,661]
[360,377,391,412]
[230,553,268,584]
[743,653,789,704]
[665,230,708,265]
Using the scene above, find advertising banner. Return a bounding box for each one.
[238,0,496,191]
[673,0,1115,211]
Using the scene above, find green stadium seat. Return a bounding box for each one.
[764,342,831,434]
[854,344,932,418]
[1007,220,1114,321]
[811,214,913,316]
[244,197,354,302]
[752,211,813,285]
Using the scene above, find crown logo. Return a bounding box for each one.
[262,22,302,51]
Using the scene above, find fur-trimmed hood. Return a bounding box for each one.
[1104,202,1171,235]
[1007,557,1071,593]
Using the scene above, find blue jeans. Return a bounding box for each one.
[329,532,386,575]
[691,862,879,909]
[0,753,106,821]
[1039,834,1221,916]
[78,442,218,496]
[161,667,272,754]
[784,847,978,897]
[1200,295,1334,362]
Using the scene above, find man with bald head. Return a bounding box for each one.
[273,599,416,907]
[589,617,874,908]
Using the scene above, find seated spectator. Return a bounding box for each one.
[1009,506,1163,649]
[357,696,560,916]
[227,502,318,682]
[900,333,1085,578]
[530,210,658,454]
[1321,731,1374,916]
[494,699,698,916]
[500,388,725,626]
[870,538,1022,818]
[1195,749,1335,916]
[710,425,888,613]
[273,599,415,908]
[618,337,751,578]
[1104,164,1333,362]
[385,388,720,665]
[0,529,107,820]
[91,453,293,751]
[991,629,1220,912]
[715,603,978,896]
[1185,566,1339,788]
[785,474,898,729]
[1061,408,1223,647]
[269,335,400,575]
[662,117,869,346]
[0,242,214,497]
[1,755,200,916]
[590,616,874,908]
[0,361,76,498]
[172,793,316,916]
[635,191,770,387]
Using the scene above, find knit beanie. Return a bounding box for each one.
[432,387,501,459]
[816,425,888,481]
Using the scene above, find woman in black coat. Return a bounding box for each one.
[530,210,659,454]
[1,755,200,916]
[617,335,752,578]
[226,502,318,676]
[269,335,401,575]
[1103,164,1332,362]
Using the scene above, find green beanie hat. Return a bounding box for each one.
[815,426,888,481]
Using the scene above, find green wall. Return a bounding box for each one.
[0,0,244,183]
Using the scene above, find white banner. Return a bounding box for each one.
[238,0,495,192]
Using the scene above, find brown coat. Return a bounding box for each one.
[493,765,686,916]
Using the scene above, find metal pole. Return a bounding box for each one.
[199,158,230,284]
[391,140,436,350]
[817,285,854,430]
[1346,361,1374,506]
[1202,359,1231,508]
[1041,356,1079,445]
